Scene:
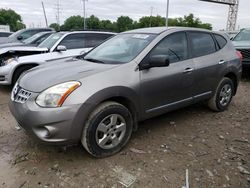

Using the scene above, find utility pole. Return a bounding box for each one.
[149,6,153,27]
[165,0,170,27]
[55,0,62,27]
[81,0,88,30]
[41,1,48,27]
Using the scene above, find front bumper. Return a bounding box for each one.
[9,93,84,145]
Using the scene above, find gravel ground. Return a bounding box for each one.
[0,72,249,188]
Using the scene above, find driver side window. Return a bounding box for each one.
[150,32,188,64]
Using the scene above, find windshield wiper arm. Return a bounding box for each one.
[84,58,105,64]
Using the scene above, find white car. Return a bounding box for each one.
[0,31,115,85]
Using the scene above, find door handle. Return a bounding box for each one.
[183,67,194,73]
[219,60,225,64]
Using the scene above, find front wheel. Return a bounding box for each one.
[81,101,133,158]
[208,77,234,112]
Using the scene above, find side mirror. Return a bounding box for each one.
[17,36,23,40]
[56,45,67,52]
[140,55,170,70]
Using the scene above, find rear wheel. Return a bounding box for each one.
[81,101,133,158]
[208,77,234,111]
[12,65,36,85]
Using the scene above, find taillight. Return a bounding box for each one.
[236,51,243,62]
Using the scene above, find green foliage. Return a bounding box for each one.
[168,14,212,30]
[49,23,60,31]
[0,9,26,31]
[61,15,83,31]
[87,15,100,29]
[115,16,134,32]
[59,13,212,32]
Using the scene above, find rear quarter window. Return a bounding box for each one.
[189,32,216,58]
[214,34,227,49]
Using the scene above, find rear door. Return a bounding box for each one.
[188,31,224,101]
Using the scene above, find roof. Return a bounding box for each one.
[123,26,213,35]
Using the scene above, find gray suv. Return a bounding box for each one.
[9,27,242,158]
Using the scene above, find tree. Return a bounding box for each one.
[116,16,134,32]
[100,20,116,31]
[49,23,60,31]
[87,15,100,30]
[168,14,212,30]
[139,15,165,28]
[0,9,26,31]
[61,15,83,31]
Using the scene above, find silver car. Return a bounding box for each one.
[0,31,115,85]
[9,27,242,158]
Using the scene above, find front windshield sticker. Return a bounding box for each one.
[132,34,150,39]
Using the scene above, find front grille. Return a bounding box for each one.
[11,84,32,104]
[237,49,250,61]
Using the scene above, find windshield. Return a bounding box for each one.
[23,32,45,44]
[8,29,25,42]
[233,29,250,41]
[38,33,64,49]
[84,33,156,64]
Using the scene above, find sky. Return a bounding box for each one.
[0,0,249,31]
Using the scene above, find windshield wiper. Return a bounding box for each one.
[84,58,105,64]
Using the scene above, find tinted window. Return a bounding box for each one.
[214,34,227,49]
[59,34,85,49]
[150,32,188,63]
[0,33,11,37]
[20,30,40,40]
[84,33,113,48]
[189,32,216,57]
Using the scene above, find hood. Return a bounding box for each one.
[0,46,48,55]
[19,59,119,92]
[232,40,250,48]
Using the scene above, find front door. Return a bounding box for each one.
[140,32,195,117]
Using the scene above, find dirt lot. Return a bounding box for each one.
[0,73,250,188]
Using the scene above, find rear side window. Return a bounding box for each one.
[84,34,113,48]
[59,33,85,49]
[0,33,11,37]
[214,34,227,49]
[150,32,188,63]
[189,32,216,58]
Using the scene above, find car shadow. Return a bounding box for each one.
[242,67,250,81]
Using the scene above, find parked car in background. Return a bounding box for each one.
[0,31,115,85]
[232,28,250,68]
[0,31,54,49]
[0,31,13,44]
[0,28,54,44]
[0,31,13,38]
[9,27,242,158]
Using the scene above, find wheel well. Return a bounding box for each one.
[12,64,38,83]
[224,72,238,95]
[102,96,138,131]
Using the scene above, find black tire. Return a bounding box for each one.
[208,77,234,112]
[81,101,133,158]
[12,65,35,85]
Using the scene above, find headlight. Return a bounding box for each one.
[2,58,17,66]
[36,81,81,108]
